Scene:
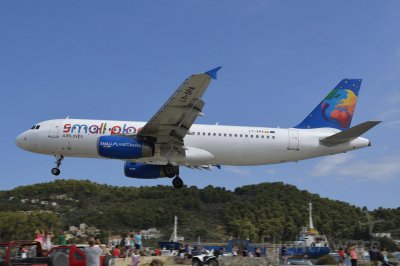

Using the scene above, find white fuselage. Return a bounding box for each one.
[16,118,370,166]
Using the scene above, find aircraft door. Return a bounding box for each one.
[48,119,63,138]
[288,128,299,151]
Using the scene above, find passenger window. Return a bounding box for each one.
[256,135,259,138]
[251,135,253,138]
[240,134,243,137]
[219,133,221,136]
[261,135,264,138]
[203,132,205,136]
[224,134,227,137]
[229,134,232,137]
[197,132,200,135]
[208,133,211,136]
[213,133,216,136]
[272,136,275,139]
[245,135,248,138]
[267,136,270,139]
[234,134,237,137]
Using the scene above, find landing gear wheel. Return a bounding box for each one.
[164,164,177,178]
[51,155,64,176]
[51,168,60,176]
[172,176,184,189]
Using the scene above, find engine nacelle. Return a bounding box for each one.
[97,136,153,159]
[124,162,178,179]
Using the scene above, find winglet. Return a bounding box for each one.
[205,66,222,80]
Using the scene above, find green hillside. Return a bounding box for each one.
[0,180,399,243]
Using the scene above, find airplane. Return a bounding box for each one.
[16,67,380,189]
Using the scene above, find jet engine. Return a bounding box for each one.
[124,162,179,179]
[97,136,153,159]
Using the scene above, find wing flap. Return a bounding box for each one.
[320,121,381,147]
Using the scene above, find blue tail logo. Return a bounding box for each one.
[295,79,361,130]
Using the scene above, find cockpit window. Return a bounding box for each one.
[35,125,40,129]
[31,125,36,129]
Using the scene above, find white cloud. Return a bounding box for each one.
[313,154,353,176]
[245,0,275,14]
[379,107,400,129]
[379,108,400,120]
[389,93,400,105]
[265,168,276,175]
[224,166,251,177]
[386,119,400,128]
[313,154,400,181]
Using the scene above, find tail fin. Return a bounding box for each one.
[295,79,361,130]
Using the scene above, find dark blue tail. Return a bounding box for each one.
[295,79,361,130]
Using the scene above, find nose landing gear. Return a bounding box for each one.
[51,155,64,176]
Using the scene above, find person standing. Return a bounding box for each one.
[134,231,142,250]
[232,246,238,256]
[186,244,192,259]
[280,245,287,266]
[131,249,140,266]
[349,246,358,266]
[34,229,44,248]
[369,246,379,266]
[110,244,121,266]
[84,238,103,266]
[112,245,121,258]
[380,248,394,266]
[57,230,67,245]
[254,247,261,257]
[43,230,54,250]
[338,247,345,266]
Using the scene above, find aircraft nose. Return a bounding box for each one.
[16,132,30,150]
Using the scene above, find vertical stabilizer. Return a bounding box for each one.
[295,79,361,130]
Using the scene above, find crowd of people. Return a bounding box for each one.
[277,244,399,266]
[110,231,145,266]
[368,246,398,266]
[31,229,399,266]
[336,245,398,266]
[32,229,148,266]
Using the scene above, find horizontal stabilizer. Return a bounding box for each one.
[320,121,381,147]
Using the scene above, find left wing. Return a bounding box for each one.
[137,67,221,159]
[320,121,381,147]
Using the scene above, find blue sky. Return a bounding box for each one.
[1,1,399,209]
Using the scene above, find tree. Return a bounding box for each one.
[0,211,61,241]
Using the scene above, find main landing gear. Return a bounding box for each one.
[172,176,184,189]
[51,155,64,176]
[164,164,183,189]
